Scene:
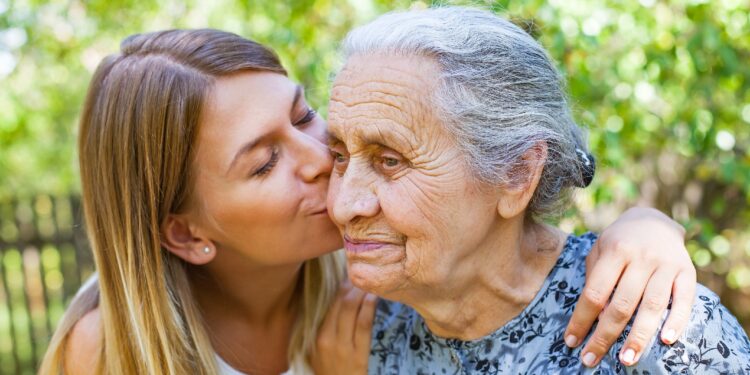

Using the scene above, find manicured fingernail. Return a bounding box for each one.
[582,352,597,367]
[662,329,676,343]
[621,348,636,365]
[565,334,579,347]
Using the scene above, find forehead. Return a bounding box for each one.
[328,54,442,143]
[204,71,295,129]
[197,71,296,168]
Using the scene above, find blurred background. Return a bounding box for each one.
[0,0,748,373]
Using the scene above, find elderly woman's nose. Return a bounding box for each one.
[293,131,333,182]
[331,172,380,224]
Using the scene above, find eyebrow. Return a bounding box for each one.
[225,85,304,175]
[326,129,341,145]
[358,127,413,151]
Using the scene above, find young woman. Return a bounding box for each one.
[39,29,696,375]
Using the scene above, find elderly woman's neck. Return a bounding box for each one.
[414,220,567,341]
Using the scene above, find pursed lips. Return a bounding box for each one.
[310,208,328,216]
[304,199,329,216]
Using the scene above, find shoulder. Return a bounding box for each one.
[65,307,102,375]
[541,232,597,291]
[631,285,750,374]
[567,231,598,257]
[370,299,419,368]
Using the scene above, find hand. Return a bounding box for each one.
[564,207,696,367]
[310,280,377,375]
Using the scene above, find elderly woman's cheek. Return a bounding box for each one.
[391,173,464,231]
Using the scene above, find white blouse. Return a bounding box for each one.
[215,354,303,375]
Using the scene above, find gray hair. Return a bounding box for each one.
[341,7,591,218]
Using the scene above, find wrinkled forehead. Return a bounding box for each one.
[328,53,443,144]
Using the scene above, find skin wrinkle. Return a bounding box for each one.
[330,53,490,296]
[333,115,460,289]
[332,58,438,137]
[329,83,410,109]
[328,52,569,341]
[333,59,436,92]
[344,9,591,219]
[329,81,452,173]
[329,119,435,169]
[340,121,415,157]
[328,101,414,145]
[376,183,427,289]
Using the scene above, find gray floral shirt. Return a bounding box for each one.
[368,233,750,374]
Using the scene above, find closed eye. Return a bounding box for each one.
[251,148,279,178]
[293,108,317,127]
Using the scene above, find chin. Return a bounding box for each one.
[347,262,405,298]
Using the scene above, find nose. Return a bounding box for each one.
[330,160,380,225]
[292,130,333,182]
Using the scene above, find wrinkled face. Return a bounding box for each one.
[327,54,501,299]
[191,71,341,265]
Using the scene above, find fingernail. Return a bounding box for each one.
[621,348,636,365]
[582,352,597,367]
[565,334,579,347]
[662,329,676,343]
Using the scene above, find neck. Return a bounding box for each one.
[191,248,303,326]
[190,248,304,374]
[407,219,566,341]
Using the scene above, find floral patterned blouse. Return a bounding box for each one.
[368,233,750,374]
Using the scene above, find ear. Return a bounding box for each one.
[497,142,548,219]
[161,214,216,265]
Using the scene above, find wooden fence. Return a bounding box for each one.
[1,195,748,374]
[0,196,93,375]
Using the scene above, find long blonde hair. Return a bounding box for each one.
[39,29,344,375]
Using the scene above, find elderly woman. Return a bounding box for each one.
[326,7,750,374]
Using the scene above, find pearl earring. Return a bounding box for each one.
[202,246,211,254]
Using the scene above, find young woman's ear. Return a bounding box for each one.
[161,214,216,265]
[497,142,548,219]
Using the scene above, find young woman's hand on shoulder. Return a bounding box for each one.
[565,207,695,367]
[310,281,377,375]
[64,308,102,375]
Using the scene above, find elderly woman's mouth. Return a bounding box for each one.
[343,235,398,253]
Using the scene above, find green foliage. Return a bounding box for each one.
[0,0,748,356]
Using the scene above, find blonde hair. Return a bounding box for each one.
[39,29,344,375]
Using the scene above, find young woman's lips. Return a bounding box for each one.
[344,236,389,253]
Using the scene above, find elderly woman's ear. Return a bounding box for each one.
[496,142,548,219]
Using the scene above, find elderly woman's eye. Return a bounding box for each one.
[383,157,400,167]
[334,152,347,163]
[329,145,349,173]
[377,152,408,176]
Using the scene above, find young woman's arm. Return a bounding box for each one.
[565,207,696,367]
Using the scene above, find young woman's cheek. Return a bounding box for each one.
[326,174,343,226]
